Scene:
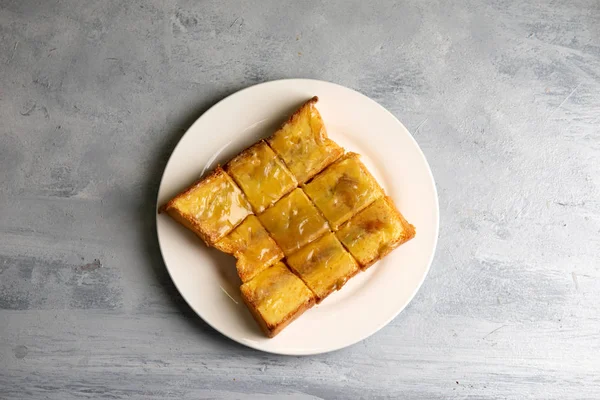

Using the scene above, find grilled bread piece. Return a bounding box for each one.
[303,152,384,230]
[159,167,252,245]
[267,97,343,184]
[258,188,330,255]
[214,215,284,283]
[286,232,360,303]
[240,262,315,337]
[336,197,415,269]
[226,140,297,213]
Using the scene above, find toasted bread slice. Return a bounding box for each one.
[336,197,415,269]
[214,215,284,283]
[159,167,253,245]
[285,232,360,303]
[258,188,330,255]
[225,140,297,213]
[303,152,385,230]
[240,262,315,337]
[267,97,344,184]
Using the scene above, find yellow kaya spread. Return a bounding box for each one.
[267,97,343,184]
[304,152,384,230]
[226,141,297,213]
[214,215,284,283]
[258,188,330,255]
[164,167,252,244]
[286,232,359,301]
[241,262,314,329]
[336,197,415,268]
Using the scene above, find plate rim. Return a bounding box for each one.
[155,78,440,355]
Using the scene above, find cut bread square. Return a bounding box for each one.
[303,152,384,230]
[267,97,343,184]
[159,167,253,245]
[214,215,284,283]
[258,188,330,255]
[240,262,315,338]
[336,197,415,269]
[285,232,360,302]
[226,140,298,213]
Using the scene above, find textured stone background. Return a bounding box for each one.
[1,0,599,399]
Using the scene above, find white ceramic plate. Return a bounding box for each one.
[156,79,439,355]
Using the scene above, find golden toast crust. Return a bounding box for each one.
[267,97,343,184]
[240,262,315,337]
[158,167,222,246]
[360,197,415,269]
[242,288,315,338]
[336,196,416,269]
[303,152,385,230]
[159,167,252,245]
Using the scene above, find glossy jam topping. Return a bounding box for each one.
[267,99,343,183]
[226,141,297,213]
[214,215,284,283]
[258,189,330,255]
[241,262,314,327]
[285,232,359,300]
[173,168,252,242]
[304,153,384,230]
[335,197,413,267]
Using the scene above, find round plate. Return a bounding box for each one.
[156,79,439,355]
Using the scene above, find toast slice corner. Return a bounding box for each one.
[240,262,315,337]
[159,166,253,245]
[267,97,344,184]
[336,196,416,269]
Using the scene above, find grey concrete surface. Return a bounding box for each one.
[1,0,599,399]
